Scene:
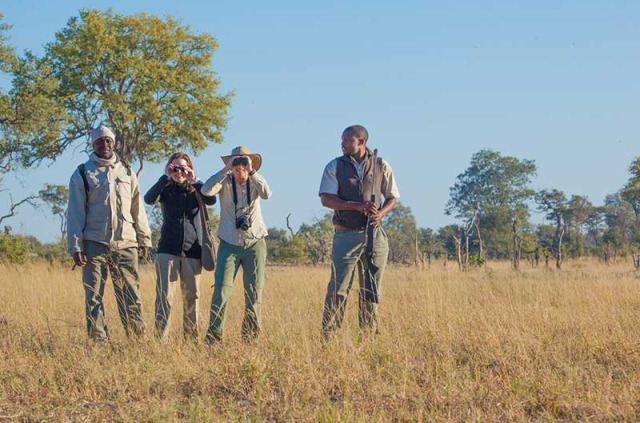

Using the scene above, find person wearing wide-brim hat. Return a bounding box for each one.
[201,146,272,343]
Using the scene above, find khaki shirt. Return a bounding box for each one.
[67,157,152,254]
[201,170,271,247]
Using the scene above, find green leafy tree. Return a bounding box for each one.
[563,195,594,258]
[1,14,66,172]
[602,192,636,263]
[535,189,570,269]
[446,149,536,261]
[437,224,461,265]
[535,224,556,266]
[0,13,15,154]
[9,8,232,173]
[584,206,606,253]
[383,202,418,264]
[621,157,640,221]
[265,227,289,263]
[0,228,31,264]
[298,213,333,265]
[417,227,445,268]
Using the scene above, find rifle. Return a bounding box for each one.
[364,148,380,303]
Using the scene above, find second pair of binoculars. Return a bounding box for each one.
[169,164,190,173]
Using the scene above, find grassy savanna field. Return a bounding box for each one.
[1,260,640,422]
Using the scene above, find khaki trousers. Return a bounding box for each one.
[82,241,146,341]
[154,253,202,339]
[321,227,389,337]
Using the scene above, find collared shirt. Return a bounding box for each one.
[67,154,152,254]
[201,170,272,247]
[319,155,400,199]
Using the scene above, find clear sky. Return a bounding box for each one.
[1,1,639,242]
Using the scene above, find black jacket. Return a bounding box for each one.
[144,175,216,258]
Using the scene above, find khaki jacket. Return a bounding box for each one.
[67,156,152,254]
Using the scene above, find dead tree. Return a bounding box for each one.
[512,219,522,270]
[555,216,566,270]
[0,194,39,226]
[452,231,463,271]
[472,204,484,265]
[462,209,478,269]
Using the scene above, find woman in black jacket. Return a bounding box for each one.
[144,152,216,339]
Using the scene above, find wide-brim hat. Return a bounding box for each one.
[221,146,262,171]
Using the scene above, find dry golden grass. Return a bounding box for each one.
[1,259,640,422]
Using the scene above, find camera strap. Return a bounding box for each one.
[231,175,251,216]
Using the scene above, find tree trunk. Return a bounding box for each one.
[464,231,470,269]
[453,234,463,271]
[555,215,565,270]
[512,219,519,270]
[473,218,484,266]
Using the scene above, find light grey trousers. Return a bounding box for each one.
[82,241,145,341]
[154,253,202,339]
[321,227,389,337]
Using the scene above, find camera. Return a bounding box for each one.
[236,214,251,231]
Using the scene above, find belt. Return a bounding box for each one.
[334,224,366,231]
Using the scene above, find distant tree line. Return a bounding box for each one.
[1,11,640,270]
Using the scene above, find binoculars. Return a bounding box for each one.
[232,157,249,167]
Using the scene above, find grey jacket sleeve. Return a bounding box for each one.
[130,172,153,248]
[201,170,228,196]
[67,170,87,254]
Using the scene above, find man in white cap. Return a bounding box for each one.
[67,125,152,342]
[201,146,272,343]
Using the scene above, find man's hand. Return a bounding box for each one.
[369,209,382,228]
[138,246,148,260]
[245,155,254,172]
[73,252,88,267]
[224,156,237,172]
[356,201,378,215]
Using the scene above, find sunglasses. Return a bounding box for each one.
[172,165,187,173]
[232,157,249,167]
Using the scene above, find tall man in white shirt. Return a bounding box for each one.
[201,146,272,343]
[319,125,399,338]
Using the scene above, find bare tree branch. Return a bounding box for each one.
[0,194,39,226]
[286,213,296,238]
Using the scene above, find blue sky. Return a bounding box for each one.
[1,1,639,242]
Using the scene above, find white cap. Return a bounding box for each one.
[90,126,115,144]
